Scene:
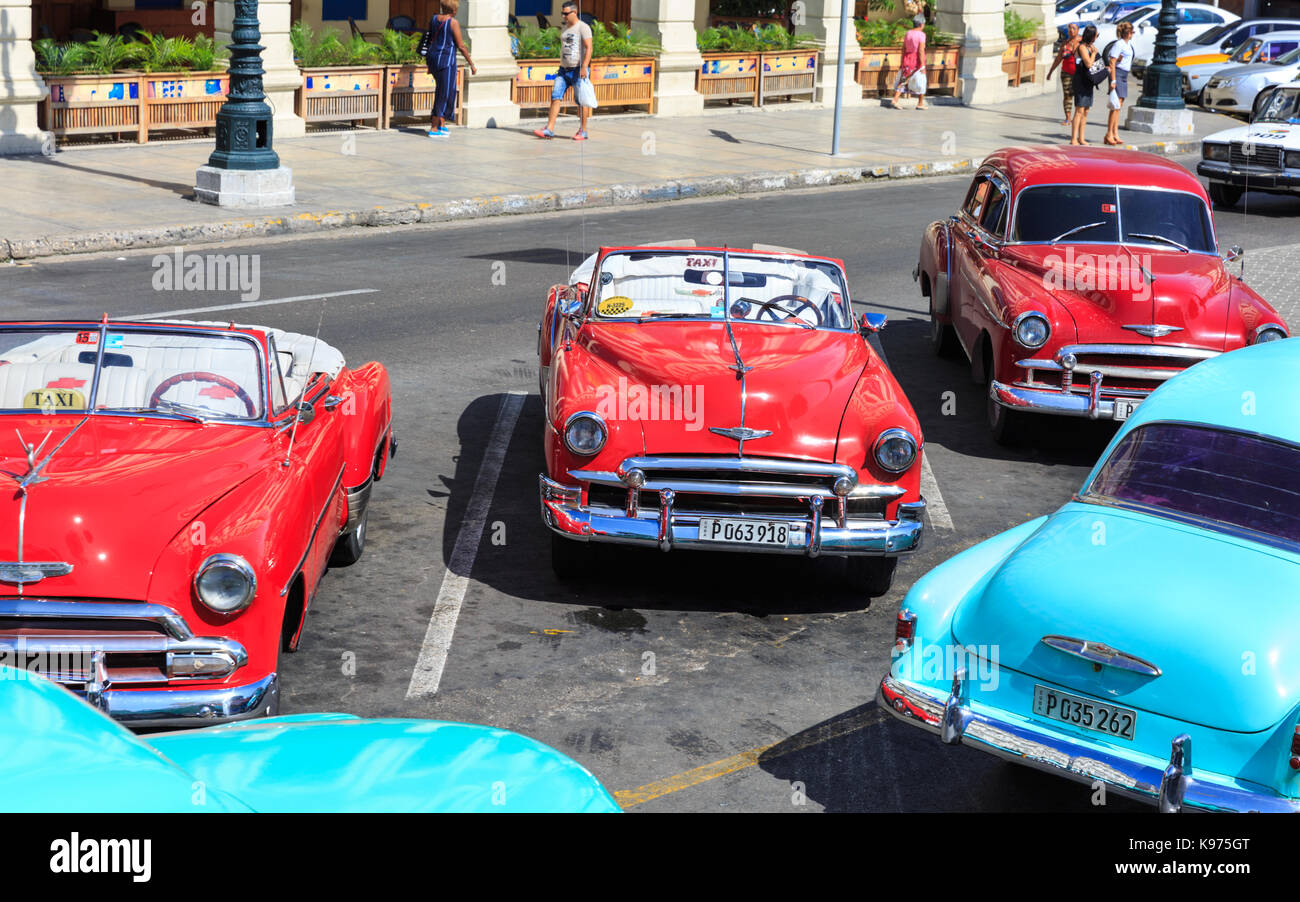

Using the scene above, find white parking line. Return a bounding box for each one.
[117,288,378,321]
[920,452,954,530]
[406,390,526,698]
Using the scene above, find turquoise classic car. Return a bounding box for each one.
[1,665,619,813]
[880,337,1300,812]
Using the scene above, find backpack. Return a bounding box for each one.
[1101,39,1118,65]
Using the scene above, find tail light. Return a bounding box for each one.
[895,609,916,652]
[1289,726,1300,770]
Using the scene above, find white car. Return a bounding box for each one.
[1133,18,1300,79]
[1198,82,1300,207]
[1202,46,1300,114]
[1055,0,1108,27]
[1094,3,1239,65]
[1182,30,1300,101]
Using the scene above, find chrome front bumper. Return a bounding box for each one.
[78,670,279,729]
[540,473,925,557]
[879,673,1300,813]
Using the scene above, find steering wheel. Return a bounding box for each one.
[753,294,822,326]
[148,371,256,417]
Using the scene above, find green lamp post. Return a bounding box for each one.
[1137,0,1184,111]
[207,0,280,171]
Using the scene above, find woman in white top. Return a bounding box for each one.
[1105,22,1135,146]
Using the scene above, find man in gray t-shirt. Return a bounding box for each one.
[535,0,594,140]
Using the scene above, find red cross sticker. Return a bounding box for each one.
[46,378,86,389]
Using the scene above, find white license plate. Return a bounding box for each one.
[1032,685,1136,740]
[1112,398,1141,421]
[697,517,804,547]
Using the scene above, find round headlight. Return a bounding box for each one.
[194,554,256,614]
[1014,312,1051,349]
[563,411,607,456]
[873,428,918,473]
[1256,325,1288,344]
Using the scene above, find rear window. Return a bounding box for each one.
[1085,423,1300,549]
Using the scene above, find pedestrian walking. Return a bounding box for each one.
[890,15,929,110]
[1104,22,1135,145]
[1047,23,1080,127]
[1070,25,1101,146]
[422,0,476,139]
[534,0,594,141]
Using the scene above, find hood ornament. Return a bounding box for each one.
[709,426,772,443]
[1123,324,1182,338]
[1041,635,1161,677]
[0,562,73,584]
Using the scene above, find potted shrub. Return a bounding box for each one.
[293,21,386,129]
[854,17,961,97]
[696,25,762,105]
[379,28,463,128]
[512,22,660,113]
[753,23,819,104]
[1002,9,1039,86]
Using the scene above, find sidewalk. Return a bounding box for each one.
[0,92,1239,261]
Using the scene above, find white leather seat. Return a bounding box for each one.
[0,363,96,410]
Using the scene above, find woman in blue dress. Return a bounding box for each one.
[424,0,476,138]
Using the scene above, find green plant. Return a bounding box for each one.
[291,19,350,67]
[82,32,144,73]
[34,38,89,75]
[854,17,957,47]
[345,34,381,65]
[697,26,760,52]
[378,28,421,64]
[1004,9,1038,41]
[591,21,662,57]
[514,25,561,59]
[136,32,196,72]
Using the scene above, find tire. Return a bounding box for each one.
[929,308,960,358]
[551,533,594,579]
[987,388,1028,447]
[329,509,367,566]
[845,557,897,597]
[1208,181,1242,209]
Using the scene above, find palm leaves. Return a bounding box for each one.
[82,33,144,74]
[33,31,226,74]
[378,29,421,64]
[34,38,89,75]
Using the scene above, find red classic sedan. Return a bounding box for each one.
[537,242,926,595]
[0,320,394,727]
[916,146,1289,443]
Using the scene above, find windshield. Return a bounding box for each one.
[1229,38,1263,63]
[1056,0,1084,12]
[1273,46,1300,65]
[588,250,853,330]
[0,327,265,420]
[1012,185,1215,252]
[1118,6,1152,24]
[1085,423,1300,549]
[1256,86,1300,122]
[1194,22,1233,45]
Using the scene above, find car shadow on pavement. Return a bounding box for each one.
[443,392,887,616]
[757,699,1150,812]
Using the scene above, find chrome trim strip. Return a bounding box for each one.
[0,598,193,640]
[343,475,373,533]
[991,379,1129,419]
[0,561,72,585]
[1055,343,1220,361]
[1041,635,1162,677]
[605,455,859,482]
[80,672,279,727]
[280,463,347,596]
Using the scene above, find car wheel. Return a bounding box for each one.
[1208,181,1242,208]
[329,509,367,566]
[929,307,960,358]
[987,389,1028,446]
[845,556,897,597]
[551,533,594,579]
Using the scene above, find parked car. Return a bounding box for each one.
[1055,0,1108,28]
[537,242,926,595]
[1181,30,1300,101]
[1199,81,1300,205]
[1131,16,1300,80]
[1201,49,1300,115]
[1057,0,1154,41]
[879,337,1300,812]
[915,146,1288,444]
[0,320,394,727]
[1094,2,1238,66]
[1,666,619,812]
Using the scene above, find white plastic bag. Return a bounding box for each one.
[1107,88,1121,110]
[575,77,599,109]
[907,68,927,96]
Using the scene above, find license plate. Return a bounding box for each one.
[697,517,803,547]
[1112,398,1141,421]
[1032,684,1136,740]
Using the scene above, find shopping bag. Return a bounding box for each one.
[1107,88,1121,110]
[575,77,599,109]
[907,68,927,96]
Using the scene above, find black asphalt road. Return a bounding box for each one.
[2,156,1293,811]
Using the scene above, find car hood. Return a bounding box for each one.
[575,322,869,460]
[1002,245,1233,349]
[1209,60,1295,79]
[1206,120,1300,147]
[952,504,1300,733]
[0,415,272,599]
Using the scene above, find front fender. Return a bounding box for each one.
[335,362,392,490]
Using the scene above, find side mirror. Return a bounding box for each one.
[295,400,315,425]
[559,295,583,320]
[1223,244,1244,263]
[860,312,888,334]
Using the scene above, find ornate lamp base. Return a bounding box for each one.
[1124,106,1194,136]
[195,164,295,207]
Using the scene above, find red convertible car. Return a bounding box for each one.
[916,146,1289,443]
[537,242,926,595]
[0,319,393,727]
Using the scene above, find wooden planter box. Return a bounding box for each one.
[383,64,465,128]
[1002,37,1038,86]
[759,49,817,104]
[297,65,386,128]
[41,71,229,144]
[697,51,761,105]
[512,57,657,113]
[855,45,962,97]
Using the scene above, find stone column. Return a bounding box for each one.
[216,0,304,138]
[799,0,865,106]
[1012,0,1054,87]
[937,0,1007,105]
[0,0,51,155]
[460,0,520,128]
[631,0,703,116]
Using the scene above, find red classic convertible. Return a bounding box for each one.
[537,242,926,595]
[916,146,1289,443]
[0,320,393,726]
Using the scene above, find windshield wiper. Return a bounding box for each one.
[109,403,208,423]
[1049,221,1108,244]
[1128,232,1189,253]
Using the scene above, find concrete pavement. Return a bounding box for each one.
[0,92,1241,262]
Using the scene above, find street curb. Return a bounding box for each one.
[1,139,1202,263]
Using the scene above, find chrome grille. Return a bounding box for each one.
[1016,344,1220,396]
[1230,142,1283,169]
